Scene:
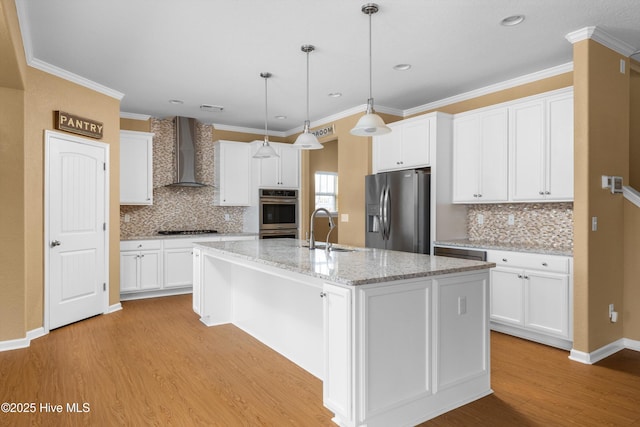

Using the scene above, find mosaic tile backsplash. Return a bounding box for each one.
[120,117,247,238]
[466,203,573,250]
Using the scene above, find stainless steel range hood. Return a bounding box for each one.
[168,116,207,187]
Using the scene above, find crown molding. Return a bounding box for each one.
[120,112,151,121]
[566,26,637,57]
[27,57,125,100]
[16,0,124,100]
[404,62,574,117]
[212,123,287,138]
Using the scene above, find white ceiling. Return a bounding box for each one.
[16,0,640,135]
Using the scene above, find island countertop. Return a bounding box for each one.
[195,238,495,286]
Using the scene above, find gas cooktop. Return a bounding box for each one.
[157,229,218,235]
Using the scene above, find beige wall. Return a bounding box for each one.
[623,200,640,340]
[573,40,629,352]
[307,140,339,243]
[25,69,122,328]
[630,69,640,189]
[0,0,121,340]
[120,117,150,133]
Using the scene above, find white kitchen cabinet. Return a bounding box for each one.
[452,108,508,203]
[122,235,257,300]
[120,130,154,205]
[214,140,252,206]
[120,240,162,293]
[510,90,574,201]
[256,142,300,188]
[373,115,431,173]
[487,250,572,349]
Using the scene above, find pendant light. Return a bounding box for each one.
[253,72,279,159]
[350,3,391,136]
[293,45,323,150]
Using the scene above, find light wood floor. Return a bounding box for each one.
[1,294,639,426]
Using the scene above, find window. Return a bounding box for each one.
[315,172,338,214]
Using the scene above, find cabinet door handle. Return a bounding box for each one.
[517,274,523,279]
[524,275,529,280]
[502,258,508,262]
[319,292,327,298]
[539,191,545,195]
[478,194,482,198]
[542,262,548,267]
[545,191,550,195]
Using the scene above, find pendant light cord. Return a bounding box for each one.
[368,11,373,101]
[264,75,269,142]
[306,50,310,122]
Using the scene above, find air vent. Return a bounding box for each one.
[200,104,224,113]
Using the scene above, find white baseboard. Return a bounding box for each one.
[569,338,635,364]
[0,327,47,353]
[107,303,123,313]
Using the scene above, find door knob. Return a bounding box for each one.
[51,240,62,247]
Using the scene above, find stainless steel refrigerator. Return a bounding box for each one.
[365,169,430,253]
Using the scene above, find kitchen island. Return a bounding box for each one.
[193,239,495,427]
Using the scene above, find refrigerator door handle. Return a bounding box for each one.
[378,187,386,239]
[383,186,391,240]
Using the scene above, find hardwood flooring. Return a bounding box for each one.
[1,294,639,426]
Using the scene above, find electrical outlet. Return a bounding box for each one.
[508,214,515,225]
[224,214,230,221]
[341,214,349,222]
[592,216,598,231]
[124,214,131,223]
[477,214,484,225]
[458,296,467,315]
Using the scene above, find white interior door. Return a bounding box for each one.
[46,131,108,330]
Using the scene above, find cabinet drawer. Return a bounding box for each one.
[163,236,222,249]
[486,250,569,273]
[120,240,162,251]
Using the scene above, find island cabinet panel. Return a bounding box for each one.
[322,283,353,423]
[359,281,432,421]
[436,274,489,391]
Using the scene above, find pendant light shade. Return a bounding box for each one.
[350,3,391,137]
[293,45,323,150]
[253,72,280,159]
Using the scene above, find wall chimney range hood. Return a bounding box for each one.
[168,116,207,187]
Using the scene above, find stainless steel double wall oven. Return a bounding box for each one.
[259,189,299,239]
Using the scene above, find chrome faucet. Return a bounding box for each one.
[309,208,335,250]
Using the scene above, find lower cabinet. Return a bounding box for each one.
[487,250,572,349]
[121,235,256,300]
[119,241,162,292]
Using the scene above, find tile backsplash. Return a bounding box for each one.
[467,202,573,250]
[120,117,247,238]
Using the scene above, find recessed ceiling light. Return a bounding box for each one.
[501,15,525,26]
[168,99,184,105]
[275,115,287,120]
[393,64,412,71]
[328,92,342,98]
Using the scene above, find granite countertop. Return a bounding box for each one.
[434,239,573,257]
[195,239,495,286]
[121,232,258,241]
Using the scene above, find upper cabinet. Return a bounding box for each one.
[373,115,431,173]
[120,130,154,205]
[213,140,252,206]
[255,142,300,188]
[453,108,509,203]
[452,87,574,204]
[510,91,574,202]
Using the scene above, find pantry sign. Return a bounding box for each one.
[55,111,104,139]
